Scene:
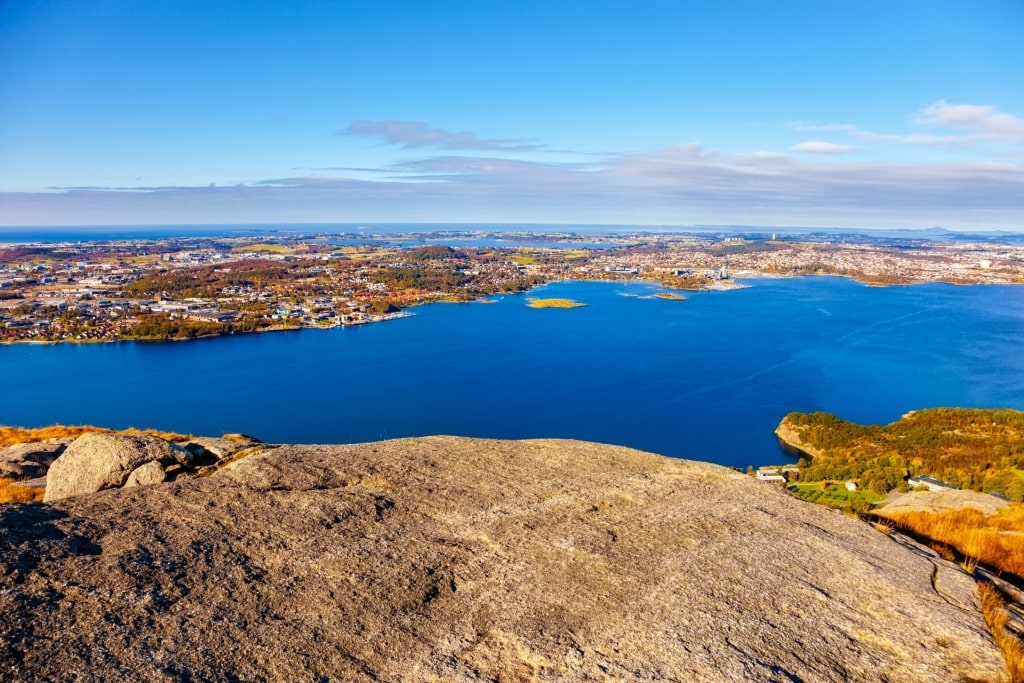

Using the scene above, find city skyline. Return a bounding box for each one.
[2,1,1023,229]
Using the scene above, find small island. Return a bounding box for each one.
[526,298,586,309]
[654,292,687,301]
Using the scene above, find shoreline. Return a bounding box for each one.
[2,271,1016,347]
[0,311,415,346]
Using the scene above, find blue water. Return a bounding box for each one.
[2,277,1023,469]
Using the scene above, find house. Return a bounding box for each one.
[907,475,959,492]
[756,470,787,485]
[845,481,857,491]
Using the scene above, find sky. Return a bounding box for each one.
[1,0,1023,230]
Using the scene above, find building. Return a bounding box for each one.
[756,471,787,485]
[907,475,958,492]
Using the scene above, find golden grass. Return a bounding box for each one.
[0,478,44,504]
[0,425,103,447]
[882,505,1024,579]
[978,581,1024,683]
[525,298,586,309]
[0,425,190,447]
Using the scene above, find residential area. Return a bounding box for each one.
[2,230,1022,342]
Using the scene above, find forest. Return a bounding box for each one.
[782,408,1024,500]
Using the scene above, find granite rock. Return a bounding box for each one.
[123,460,167,488]
[43,432,186,502]
[0,436,1009,682]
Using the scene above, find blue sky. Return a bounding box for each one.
[1,1,1023,229]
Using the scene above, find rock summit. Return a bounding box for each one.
[0,435,1008,682]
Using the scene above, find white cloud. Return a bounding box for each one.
[795,101,1024,151]
[790,141,859,155]
[914,100,1024,143]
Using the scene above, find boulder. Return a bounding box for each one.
[123,461,167,488]
[43,432,185,502]
[1,436,1009,682]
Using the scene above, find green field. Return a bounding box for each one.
[788,482,887,511]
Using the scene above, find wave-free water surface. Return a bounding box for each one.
[3,278,1023,469]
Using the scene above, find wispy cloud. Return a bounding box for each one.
[853,131,974,148]
[789,122,858,134]
[6,107,1024,228]
[339,119,541,151]
[790,141,859,155]
[792,101,1024,150]
[7,145,1023,229]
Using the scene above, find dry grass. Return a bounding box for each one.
[221,433,259,443]
[120,427,191,442]
[0,478,44,504]
[0,425,189,447]
[0,425,105,447]
[882,505,1024,580]
[872,520,893,535]
[978,581,1024,683]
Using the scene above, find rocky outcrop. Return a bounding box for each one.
[0,436,1008,682]
[879,489,1010,516]
[0,439,72,481]
[774,417,825,459]
[42,432,193,502]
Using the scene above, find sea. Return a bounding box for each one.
[3,277,1023,469]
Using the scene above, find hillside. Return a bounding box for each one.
[776,408,1024,500]
[0,434,1008,682]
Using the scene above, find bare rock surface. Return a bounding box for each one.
[0,436,1009,682]
[880,489,1010,516]
[182,435,261,461]
[42,432,189,502]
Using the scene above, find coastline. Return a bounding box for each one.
[3,270,1017,347]
[773,418,824,461]
[0,311,415,346]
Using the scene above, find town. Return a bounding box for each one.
[1,229,1022,343]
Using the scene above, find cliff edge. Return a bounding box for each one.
[774,417,824,460]
[0,436,1008,682]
